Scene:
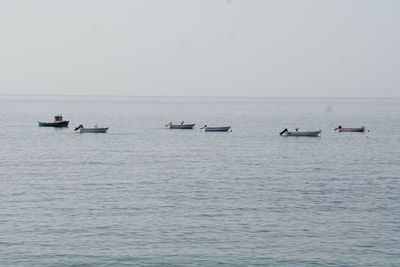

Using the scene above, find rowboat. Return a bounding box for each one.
[38,114,69,127]
[280,128,321,137]
[201,125,231,132]
[335,126,365,132]
[166,122,195,129]
[79,127,109,133]
[75,124,108,133]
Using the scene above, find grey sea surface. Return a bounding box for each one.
[0,95,399,266]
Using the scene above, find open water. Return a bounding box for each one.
[0,95,399,266]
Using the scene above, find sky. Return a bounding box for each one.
[0,0,399,98]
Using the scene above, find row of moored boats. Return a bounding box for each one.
[166,122,231,132]
[38,115,366,136]
[38,115,109,133]
[279,125,365,137]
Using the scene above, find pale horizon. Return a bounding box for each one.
[2,92,400,100]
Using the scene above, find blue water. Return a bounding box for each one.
[1,95,399,266]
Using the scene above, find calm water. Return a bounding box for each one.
[1,95,399,266]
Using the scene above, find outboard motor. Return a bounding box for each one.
[280,128,288,135]
[74,124,83,131]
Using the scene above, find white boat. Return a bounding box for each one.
[80,127,109,133]
[201,125,231,132]
[335,126,365,132]
[166,122,195,129]
[280,128,321,137]
[75,124,109,133]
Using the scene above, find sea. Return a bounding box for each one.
[0,95,399,266]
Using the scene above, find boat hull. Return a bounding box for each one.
[79,127,109,133]
[284,130,321,137]
[204,126,231,132]
[168,124,195,129]
[338,127,365,132]
[38,121,69,127]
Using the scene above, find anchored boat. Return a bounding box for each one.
[74,124,109,133]
[280,128,321,137]
[201,125,231,132]
[335,126,365,132]
[38,114,69,127]
[166,122,195,129]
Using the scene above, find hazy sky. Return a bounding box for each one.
[0,0,399,97]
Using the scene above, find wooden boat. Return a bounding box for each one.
[74,124,108,133]
[335,126,365,132]
[280,128,321,137]
[201,125,231,132]
[38,114,69,127]
[166,122,195,129]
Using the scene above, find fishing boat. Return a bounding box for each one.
[280,128,321,137]
[201,125,231,132]
[38,114,69,127]
[335,126,365,132]
[74,124,109,133]
[166,122,195,129]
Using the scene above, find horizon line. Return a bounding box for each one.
[0,93,399,100]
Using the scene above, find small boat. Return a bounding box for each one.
[280,128,321,137]
[166,122,195,129]
[38,114,69,127]
[201,125,231,132]
[335,125,365,132]
[74,124,109,133]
